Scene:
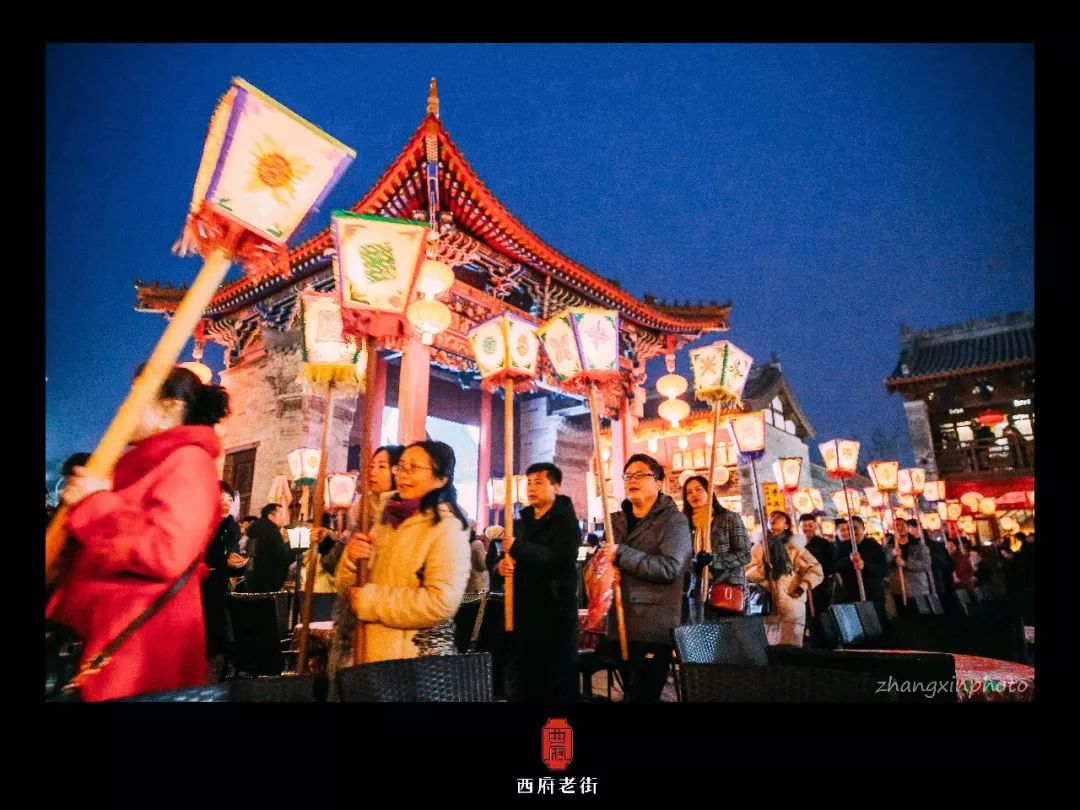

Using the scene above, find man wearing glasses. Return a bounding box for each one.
[601,454,692,702]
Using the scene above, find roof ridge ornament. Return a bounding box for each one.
[427,77,440,119]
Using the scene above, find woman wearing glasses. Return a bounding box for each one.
[335,441,471,663]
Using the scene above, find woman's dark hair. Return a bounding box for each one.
[151,366,230,426]
[373,444,405,490]
[406,440,469,531]
[681,475,723,524]
[219,480,237,500]
[769,510,791,531]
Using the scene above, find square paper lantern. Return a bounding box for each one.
[923,480,946,502]
[898,468,927,497]
[937,502,949,521]
[325,472,358,511]
[867,460,899,492]
[946,501,963,522]
[287,525,311,549]
[515,475,529,505]
[487,478,509,508]
[689,340,754,403]
[831,489,856,516]
[960,492,984,512]
[727,411,767,461]
[332,212,430,338]
[468,312,541,385]
[299,289,366,384]
[819,439,860,479]
[537,308,620,390]
[772,457,803,493]
[820,519,836,537]
[792,490,815,516]
[899,494,916,509]
[288,447,321,485]
[957,515,976,534]
[864,487,885,510]
[189,78,355,246]
[809,488,826,515]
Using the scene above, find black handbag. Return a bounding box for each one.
[745,582,774,616]
[45,557,201,702]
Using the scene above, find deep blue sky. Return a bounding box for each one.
[46,43,1033,474]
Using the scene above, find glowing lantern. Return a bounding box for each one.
[659,398,691,429]
[946,501,963,522]
[772,457,803,493]
[923,480,946,502]
[728,411,767,462]
[467,312,541,386]
[689,340,754,403]
[324,472,358,511]
[960,492,984,512]
[864,487,885,510]
[819,439,860,479]
[537,308,620,392]
[867,460,900,492]
[979,497,997,516]
[898,468,927,498]
[921,513,942,532]
[976,410,1007,428]
[792,490,815,516]
[287,447,321,485]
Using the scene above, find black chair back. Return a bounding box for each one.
[227,591,290,676]
[119,674,322,702]
[337,653,494,702]
[678,663,891,702]
[672,617,769,666]
[828,603,866,648]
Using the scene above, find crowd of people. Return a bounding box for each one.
[45,372,1034,702]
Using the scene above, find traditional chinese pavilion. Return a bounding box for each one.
[136,81,731,522]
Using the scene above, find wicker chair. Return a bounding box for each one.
[678,663,890,702]
[853,600,887,641]
[671,617,769,666]
[911,594,944,615]
[337,653,494,702]
[119,674,322,702]
[827,603,866,648]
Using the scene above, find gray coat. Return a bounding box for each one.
[606,494,693,645]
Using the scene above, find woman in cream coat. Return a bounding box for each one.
[746,511,824,647]
[335,440,471,663]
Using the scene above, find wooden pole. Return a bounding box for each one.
[698,401,722,605]
[503,380,515,632]
[589,383,628,661]
[841,478,867,602]
[351,335,379,665]
[883,490,906,606]
[296,381,335,673]
[748,457,781,614]
[46,247,233,585]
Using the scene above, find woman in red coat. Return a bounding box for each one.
[47,367,229,701]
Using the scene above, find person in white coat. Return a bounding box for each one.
[746,511,824,647]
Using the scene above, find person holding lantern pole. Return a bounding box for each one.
[497,462,581,702]
[682,475,750,619]
[834,517,890,611]
[745,511,823,647]
[601,454,692,702]
[887,518,934,617]
[46,367,229,701]
[336,441,471,663]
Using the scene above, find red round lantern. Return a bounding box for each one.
[976,410,1006,428]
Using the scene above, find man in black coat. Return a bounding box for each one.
[240,503,293,593]
[499,463,581,702]
[833,516,889,612]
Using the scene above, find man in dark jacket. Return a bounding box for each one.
[833,516,889,611]
[601,454,692,702]
[801,514,837,612]
[240,503,293,593]
[202,481,248,677]
[498,463,581,702]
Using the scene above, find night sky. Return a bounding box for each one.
[45,43,1033,479]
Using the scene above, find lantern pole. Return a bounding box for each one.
[589,382,629,661]
[503,379,516,632]
[698,401,722,605]
[882,488,907,606]
[46,248,234,584]
[296,380,336,674]
[351,335,379,665]
[747,454,780,614]
[840,476,867,602]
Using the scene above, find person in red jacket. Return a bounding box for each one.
[46,367,230,701]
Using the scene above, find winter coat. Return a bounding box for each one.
[336,497,470,663]
[46,426,222,701]
[467,538,490,594]
[833,536,890,605]
[745,538,824,647]
[887,541,934,597]
[508,494,581,646]
[606,494,693,645]
[690,506,751,587]
[243,517,292,593]
[203,515,242,656]
[805,535,839,612]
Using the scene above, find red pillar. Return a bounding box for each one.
[397,336,431,445]
[477,388,492,527]
[366,352,387,450]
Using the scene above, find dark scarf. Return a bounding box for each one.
[382,496,422,530]
[765,532,792,578]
